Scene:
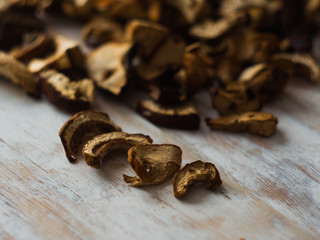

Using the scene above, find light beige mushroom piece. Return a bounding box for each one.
[0,51,39,96]
[28,34,84,73]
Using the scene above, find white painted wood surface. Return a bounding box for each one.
[1,20,320,240]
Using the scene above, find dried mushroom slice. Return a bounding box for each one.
[235,63,288,102]
[173,160,222,198]
[183,43,208,93]
[86,42,133,95]
[59,110,122,162]
[123,144,182,186]
[124,19,168,59]
[206,112,278,137]
[28,35,84,73]
[0,51,39,96]
[83,132,153,168]
[189,13,247,43]
[10,33,55,62]
[137,100,200,130]
[82,17,123,47]
[136,37,186,81]
[39,70,95,112]
[165,0,206,23]
[271,53,320,83]
[210,86,261,116]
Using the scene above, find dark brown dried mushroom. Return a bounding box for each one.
[137,100,200,130]
[81,17,123,47]
[10,33,55,62]
[165,0,207,23]
[124,19,168,59]
[86,42,133,95]
[59,110,121,162]
[39,70,95,112]
[206,112,278,137]
[173,160,222,198]
[123,144,182,186]
[210,86,261,116]
[135,37,186,81]
[183,43,208,93]
[28,35,84,73]
[271,53,320,83]
[83,132,153,168]
[232,63,289,102]
[0,51,39,96]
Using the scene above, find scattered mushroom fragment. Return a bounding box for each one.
[39,70,95,112]
[28,34,85,73]
[271,53,320,83]
[82,17,123,47]
[137,100,200,130]
[206,112,278,137]
[123,144,182,186]
[0,51,39,96]
[83,132,153,168]
[59,110,121,162]
[173,160,222,198]
[86,42,133,95]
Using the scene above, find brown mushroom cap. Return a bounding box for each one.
[206,112,278,137]
[0,51,39,96]
[123,144,182,186]
[39,69,95,112]
[271,53,320,83]
[137,100,200,130]
[59,110,122,162]
[173,160,222,198]
[28,34,84,73]
[83,132,153,169]
[86,41,133,95]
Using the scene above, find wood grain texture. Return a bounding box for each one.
[1,22,320,240]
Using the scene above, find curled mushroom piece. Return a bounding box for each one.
[271,53,320,83]
[0,51,39,96]
[206,112,278,137]
[39,70,95,112]
[83,132,153,168]
[86,42,133,95]
[137,100,200,130]
[123,144,182,186]
[59,110,121,162]
[81,17,123,47]
[28,35,84,73]
[173,160,222,198]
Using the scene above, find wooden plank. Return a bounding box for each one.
[0,78,319,239]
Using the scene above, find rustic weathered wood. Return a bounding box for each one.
[1,22,320,240]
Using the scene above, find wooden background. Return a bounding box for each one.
[0,20,320,240]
